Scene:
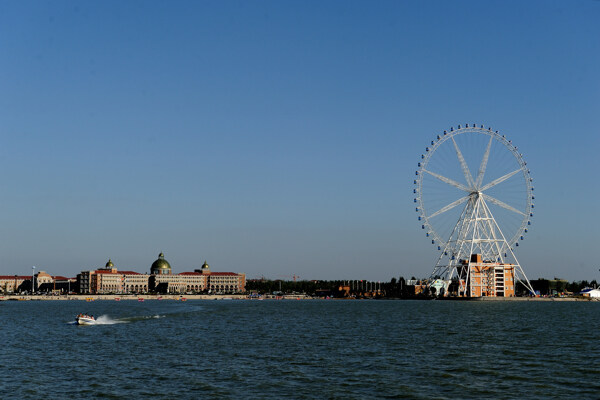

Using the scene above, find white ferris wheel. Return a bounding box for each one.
[414,124,535,296]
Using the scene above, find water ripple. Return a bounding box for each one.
[2,300,600,398]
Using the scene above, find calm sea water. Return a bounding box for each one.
[1,299,599,399]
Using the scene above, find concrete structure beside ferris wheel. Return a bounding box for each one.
[464,254,516,297]
[77,253,245,294]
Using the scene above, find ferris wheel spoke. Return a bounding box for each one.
[423,169,470,192]
[451,137,475,188]
[480,169,521,192]
[475,136,493,189]
[428,196,470,219]
[482,193,526,216]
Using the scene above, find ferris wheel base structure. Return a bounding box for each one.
[414,124,536,298]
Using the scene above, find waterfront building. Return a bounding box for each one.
[463,254,516,297]
[36,274,77,293]
[77,254,245,294]
[195,261,246,293]
[1,272,77,294]
[2,255,246,295]
[150,252,172,275]
[580,288,600,298]
[147,252,191,293]
[149,257,245,294]
[78,259,150,294]
[148,252,189,293]
[36,271,53,288]
[0,276,30,293]
[122,270,150,293]
[178,272,207,292]
[49,276,78,293]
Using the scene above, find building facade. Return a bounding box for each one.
[1,273,77,294]
[465,254,516,297]
[0,276,30,293]
[77,254,245,294]
[194,261,246,293]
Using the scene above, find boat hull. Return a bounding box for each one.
[76,317,96,325]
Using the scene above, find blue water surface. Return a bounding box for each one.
[1,299,599,399]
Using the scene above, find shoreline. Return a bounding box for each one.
[473,296,598,301]
[1,294,597,301]
[0,294,313,301]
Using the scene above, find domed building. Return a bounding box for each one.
[78,258,149,294]
[77,252,245,295]
[194,260,245,293]
[103,259,116,272]
[150,252,188,293]
[200,260,211,273]
[151,252,172,275]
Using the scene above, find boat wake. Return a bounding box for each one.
[69,314,165,325]
[94,315,126,325]
[121,314,165,323]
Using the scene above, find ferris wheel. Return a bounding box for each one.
[414,124,535,296]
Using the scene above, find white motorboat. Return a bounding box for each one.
[76,314,96,325]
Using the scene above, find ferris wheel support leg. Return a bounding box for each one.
[514,266,535,296]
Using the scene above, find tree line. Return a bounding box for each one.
[246,277,417,298]
[246,277,599,298]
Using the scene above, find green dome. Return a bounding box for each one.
[201,260,210,269]
[105,259,114,268]
[151,252,172,275]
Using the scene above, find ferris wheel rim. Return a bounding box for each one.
[414,125,533,249]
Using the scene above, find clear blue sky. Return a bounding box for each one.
[0,0,598,281]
